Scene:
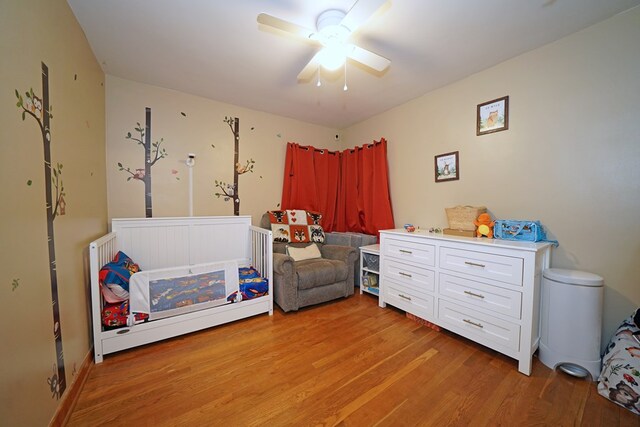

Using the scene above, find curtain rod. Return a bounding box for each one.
[292,138,385,154]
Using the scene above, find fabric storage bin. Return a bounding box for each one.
[362,252,379,271]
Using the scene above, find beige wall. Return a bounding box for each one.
[0,0,106,425]
[342,8,640,349]
[106,76,340,224]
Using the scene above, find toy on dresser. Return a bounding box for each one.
[474,213,495,238]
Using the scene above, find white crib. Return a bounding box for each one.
[89,216,272,363]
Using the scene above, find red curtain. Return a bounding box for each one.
[281,143,340,231]
[281,138,394,235]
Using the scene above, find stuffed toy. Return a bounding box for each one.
[474,213,495,238]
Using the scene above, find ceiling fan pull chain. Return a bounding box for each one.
[343,61,348,91]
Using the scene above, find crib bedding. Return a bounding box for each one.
[235,266,270,300]
[102,300,148,328]
[100,257,269,327]
[99,251,140,303]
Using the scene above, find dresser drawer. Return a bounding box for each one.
[383,259,435,293]
[383,238,435,267]
[439,247,523,286]
[438,300,520,351]
[439,273,522,319]
[385,282,434,319]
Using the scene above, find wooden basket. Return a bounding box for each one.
[445,205,487,231]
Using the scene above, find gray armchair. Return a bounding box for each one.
[260,213,358,312]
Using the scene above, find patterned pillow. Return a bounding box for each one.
[268,210,324,244]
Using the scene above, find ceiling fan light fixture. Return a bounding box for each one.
[258,1,391,82]
[318,44,348,70]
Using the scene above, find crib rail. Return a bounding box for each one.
[249,226,272,280]
[250,226,273,315]
[89,232,118,363]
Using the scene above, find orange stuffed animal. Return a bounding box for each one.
[474,213,495,238]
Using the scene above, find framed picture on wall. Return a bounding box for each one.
[477,96,509,135]
[435,151,459,182]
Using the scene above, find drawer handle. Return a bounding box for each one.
[463,290,485,299]
[399,294,412,301]
[463,319,484,329]
[399,272,412,278]
[399,249,413,254]
[464,261,486,268]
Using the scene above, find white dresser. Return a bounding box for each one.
[379,229,552,375]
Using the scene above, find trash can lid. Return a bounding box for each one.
[543,268,603,286]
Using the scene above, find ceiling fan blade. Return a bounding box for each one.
[297,51,322,81]
[347,44,390,72]
[340,0,388,33]
[257,13,316,39]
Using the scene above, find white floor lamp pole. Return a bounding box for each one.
[186,153,195,216]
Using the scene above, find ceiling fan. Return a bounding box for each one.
[257,0,391,81]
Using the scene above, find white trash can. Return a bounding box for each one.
[539,268,604,380]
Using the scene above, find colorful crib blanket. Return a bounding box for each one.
[228,267,270,302]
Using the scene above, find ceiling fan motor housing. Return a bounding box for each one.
[316,9,350,43]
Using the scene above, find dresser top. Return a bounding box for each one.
[380,229,552,252]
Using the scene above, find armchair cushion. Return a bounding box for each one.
[295,258,349,290]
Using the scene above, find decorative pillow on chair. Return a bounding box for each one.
[286,243,322,261]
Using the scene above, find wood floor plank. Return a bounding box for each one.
[67,292,638,427]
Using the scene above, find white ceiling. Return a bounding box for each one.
[67,0,639,129]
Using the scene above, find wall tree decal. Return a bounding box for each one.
[214,116,254,215]
[117,107,168,218]
[14,62,67,398]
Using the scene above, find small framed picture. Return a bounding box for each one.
[435,151,459,182]
[477,96,509,136]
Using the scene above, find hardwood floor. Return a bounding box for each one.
[68,292,638,426]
